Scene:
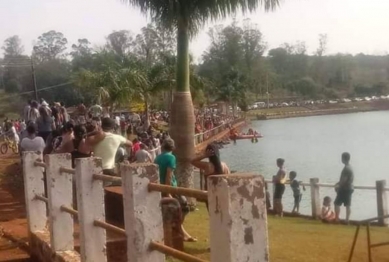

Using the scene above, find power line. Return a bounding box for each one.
[0,81,74,101]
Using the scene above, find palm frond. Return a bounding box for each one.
[122,0,280,35]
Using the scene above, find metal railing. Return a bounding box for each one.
[348,214,389,262]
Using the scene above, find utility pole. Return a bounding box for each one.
[266,73,270,109]
[31,58,38,101]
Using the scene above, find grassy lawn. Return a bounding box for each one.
[168,204,389,262]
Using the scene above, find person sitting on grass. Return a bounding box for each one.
[289,171,305,214]
[154,138,197,242]
[321,196,336,223]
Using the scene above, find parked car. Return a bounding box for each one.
[364,97,371,101]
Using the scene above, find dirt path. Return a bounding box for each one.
[0,154,30,261]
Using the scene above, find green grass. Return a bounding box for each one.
[168,204,389,262]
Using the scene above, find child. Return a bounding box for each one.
[273,158,287,217]
[321,196,336,222]
[289,171,305,214]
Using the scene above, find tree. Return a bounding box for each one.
[33,30,68,62]
[123,0,279,190]
[2,36,24,57]
[106,30,134,58]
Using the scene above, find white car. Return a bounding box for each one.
[364,97,371,101]
[329,100,338,104]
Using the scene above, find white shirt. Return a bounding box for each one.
[21,136,45,152]
[89,105,103,117]
[135,149,151,163]
[94,133,127,169]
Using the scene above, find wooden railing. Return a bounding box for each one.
[23,152,269,262]
[193,118,245,145]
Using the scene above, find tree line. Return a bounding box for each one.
[1,20,389,113]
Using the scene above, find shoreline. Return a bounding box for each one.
[247,100,389,121]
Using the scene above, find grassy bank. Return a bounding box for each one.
[168,204,389,262]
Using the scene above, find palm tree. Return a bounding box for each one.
[122,0,280,189]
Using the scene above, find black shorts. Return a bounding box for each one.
[334,189,353,207]
[274,183,286,199]
[294,194,302,205]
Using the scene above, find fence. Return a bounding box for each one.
[193,118,245,145]
[23,152,269,262]
[263,179,388,225]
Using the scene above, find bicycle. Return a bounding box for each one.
[0,134,19,154]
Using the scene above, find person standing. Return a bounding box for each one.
[87,118,132,176]
[334,152,354,224]
[273,158,287,217]
[154,138,196,242]
[36,107,55,142]
[134,143,152,163]
[20,124,45,153]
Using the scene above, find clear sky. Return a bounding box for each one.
[1,0,389,61]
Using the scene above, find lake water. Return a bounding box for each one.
[219,111,389,220]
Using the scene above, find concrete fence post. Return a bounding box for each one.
[208,174,269,262]
[75,157,107,262]
[120,163,164,262]
[45,153,74,251]
[23,152,47,233]
[376,180,388,226]
[310,178,321,219]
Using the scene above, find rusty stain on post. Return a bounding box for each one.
[149,241,207,262]
[148,183,208,202]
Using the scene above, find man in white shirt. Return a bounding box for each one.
[87,118,132,176]
[20,124,45,153]
[134,143,152,163]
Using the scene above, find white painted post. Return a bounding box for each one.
[75,157,107,262]
[23,152,47,233]
[208,174,269,262]
[376,180,388,226]
[310,178,321,219]
[120,163,164,262]
[45,153,74,251]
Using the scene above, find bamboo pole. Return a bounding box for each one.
[93,220,126,236]
[59,166,76,175]
[60,205,78,217]
[149,241,207,262]
[148,183,207,202]
[93,174,122,183]
[35,194,48,203]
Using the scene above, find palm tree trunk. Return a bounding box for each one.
[170,13,195,194]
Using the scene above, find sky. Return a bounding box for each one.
[1,0,389,61]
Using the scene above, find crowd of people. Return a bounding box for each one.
[4,98,239,242]
[269,152,354,224]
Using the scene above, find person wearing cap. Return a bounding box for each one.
[154,138,197,242]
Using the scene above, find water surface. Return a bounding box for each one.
[220,111,389,220]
